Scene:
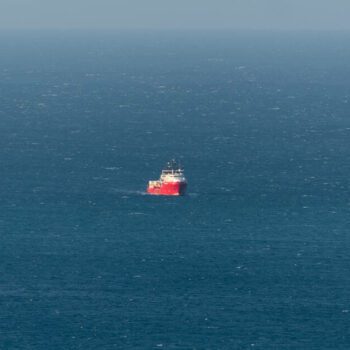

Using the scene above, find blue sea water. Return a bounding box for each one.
[0,31,350,349]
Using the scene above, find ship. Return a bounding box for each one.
[147,160,187,196]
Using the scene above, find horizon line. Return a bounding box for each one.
[1,28,350,33]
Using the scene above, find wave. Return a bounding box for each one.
[109,188,147,196]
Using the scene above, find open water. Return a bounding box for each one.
[0,31,350,349]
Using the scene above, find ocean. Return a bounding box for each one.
[0,31,350,349]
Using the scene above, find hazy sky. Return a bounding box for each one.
[1,0,350,30]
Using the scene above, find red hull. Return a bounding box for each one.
[147,181,187,196]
